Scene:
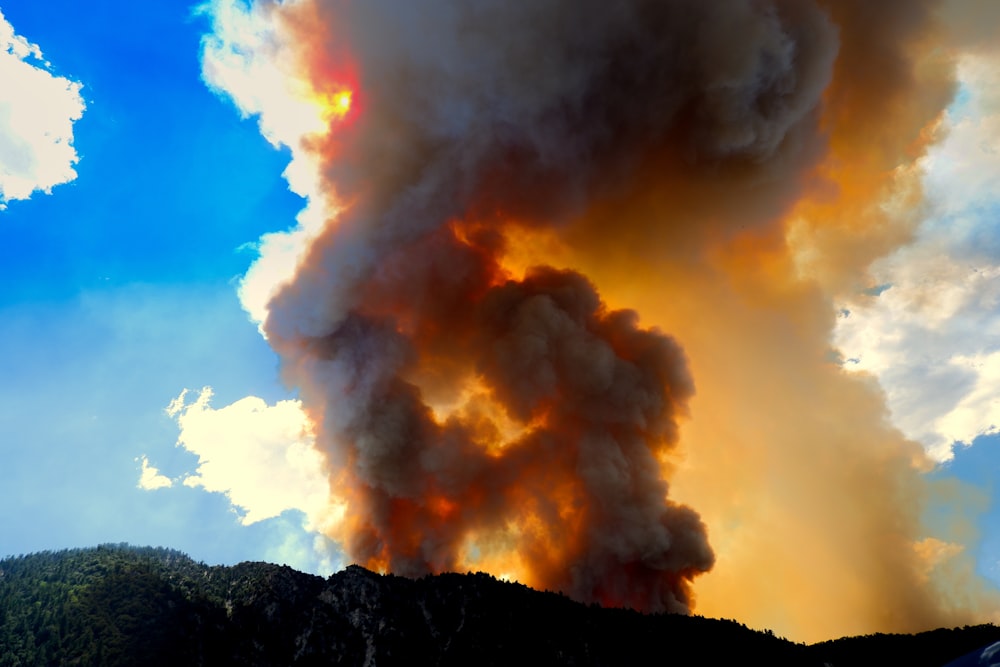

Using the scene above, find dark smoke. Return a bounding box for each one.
[253,0,845,613]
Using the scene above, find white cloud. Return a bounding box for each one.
[935,352,1000,446]
[200,0,339,329]
[136,455,173,490]
[0,9,85,208]
[199,0,324,157]
[163,386,333,529]
[834,52,1000,461]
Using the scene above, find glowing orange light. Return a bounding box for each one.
[429,495,458,519]
[330,89,352,117]
[320,88,353,122]
[308,87,355,133]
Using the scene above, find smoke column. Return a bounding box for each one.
[203,0,1000,640]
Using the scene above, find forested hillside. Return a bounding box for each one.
[0,545,997,666]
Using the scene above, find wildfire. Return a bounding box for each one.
[202,0,1000,642]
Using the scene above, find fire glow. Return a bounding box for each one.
[305,221,711,611]
[314,88,353,126]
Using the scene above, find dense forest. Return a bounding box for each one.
[0,544,997,665]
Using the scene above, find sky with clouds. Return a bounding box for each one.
[2,0,1000,632]
[0,0,337,574]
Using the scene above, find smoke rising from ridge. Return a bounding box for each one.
[201,0,1000,641]
[263,0,838,613]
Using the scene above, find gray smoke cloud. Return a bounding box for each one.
[242,0,844,613]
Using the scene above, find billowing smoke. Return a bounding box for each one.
[201,0,1000,640]
[259,0,842,613]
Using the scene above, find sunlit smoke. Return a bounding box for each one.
[199,0,1000,641]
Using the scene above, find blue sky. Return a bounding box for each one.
[2,0,1000,640]
[0,0,336,572]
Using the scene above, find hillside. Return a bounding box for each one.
[0,545,997,666]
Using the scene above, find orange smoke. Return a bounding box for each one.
[220,0,999,642]
[548,0,996,641]
[278,220,712,611]
[315,89,352,124]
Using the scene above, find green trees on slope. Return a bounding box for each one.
[1,544,999,666]
[0,545,224,666]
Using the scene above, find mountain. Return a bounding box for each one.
[0,544,997,666]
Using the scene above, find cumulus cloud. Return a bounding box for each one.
[161,387,334,529]
[835,52,1000,461]
[0,9,85,208]
[136,455,173,490]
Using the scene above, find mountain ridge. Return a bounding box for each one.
[1,544,997,665]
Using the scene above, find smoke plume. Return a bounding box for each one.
[263,0,841,613]
[202,0,1000,640]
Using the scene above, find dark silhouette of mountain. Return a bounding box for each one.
[0,544,997,665]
